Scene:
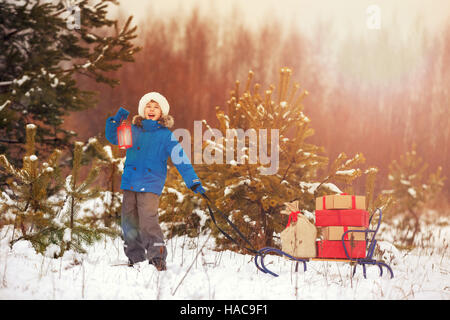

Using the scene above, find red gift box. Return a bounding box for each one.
[315,209,369,227]
[316,240,366,259]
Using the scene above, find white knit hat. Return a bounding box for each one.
[138,92,170,117]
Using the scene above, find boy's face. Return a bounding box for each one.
[144,101,162,121]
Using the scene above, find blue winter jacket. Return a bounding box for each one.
[105,107,200,195]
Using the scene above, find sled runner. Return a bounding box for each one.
[201,193,394,279]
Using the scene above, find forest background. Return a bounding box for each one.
[66,0,449,199]
[0,0,448,255]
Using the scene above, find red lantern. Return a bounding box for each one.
[117,120,132,149]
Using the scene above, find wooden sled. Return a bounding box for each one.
[254,208,394,279]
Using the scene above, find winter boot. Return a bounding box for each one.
[149,257,167,271]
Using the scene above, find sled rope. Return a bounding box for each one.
[200,193,310,277]
[200,193,260,256]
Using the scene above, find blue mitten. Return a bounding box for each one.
[190,182,205,194]
[113,107,130,123]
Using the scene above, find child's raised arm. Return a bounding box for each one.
[105,107,130,145]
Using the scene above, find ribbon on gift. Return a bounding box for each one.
[281,200,300,215]
[286,211,301,228]
[322,193,356,209]
[281,200,302,228]
[343,226,349,240]
[340,193,356,210]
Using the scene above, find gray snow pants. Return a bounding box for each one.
[121,190,167,263]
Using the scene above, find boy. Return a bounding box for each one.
[105,92,205,270]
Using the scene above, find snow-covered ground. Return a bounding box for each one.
[0,211,448,300]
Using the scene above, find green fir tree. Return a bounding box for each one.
[159,158,206,239]
[0,124,117,257]
[58,140,118,255]
[383,144,446,246]
[0,123,64,254]
[80,136,124,227]
[0,0,140,185]
[160,68,366,251]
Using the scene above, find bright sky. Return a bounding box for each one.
[111,0,450,90]
[113,0,450,39]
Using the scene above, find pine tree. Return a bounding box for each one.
[159,158,206,238]
[0,124,117,257]
[0,123,64,254]
[58,140,118,255]
[160,68,366,251]
[383,144,446,246]
[80,136,124,227]
[0,0,140,184]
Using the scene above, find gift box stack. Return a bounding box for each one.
[315,194,368,259]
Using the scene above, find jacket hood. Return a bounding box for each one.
[132,114,174,129]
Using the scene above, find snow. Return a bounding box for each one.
[44,166,54,173]
[81,45,109,69]
[408,187,417,198]
[299,182,342,195]
[300,112,310,122]
[81,62,92,69]
[365,167,378,174]
[166,187,185,203]
[103,145,113,160]
[86,33,97,41]
[0,100,11,112]
[63,229,72,242]
[0,220,448,300]
[400,179,411,186]
[0,194,449,300]
[44,244,61,259]
[299,182,321,194]
[223,178,250,196]
[344,153,359,165]
[50,77,59,88]
[336,169,356,176]
[0,81,13,87]
[256,104,265,115]
[13,75,30,86]
[65,175,74,193]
